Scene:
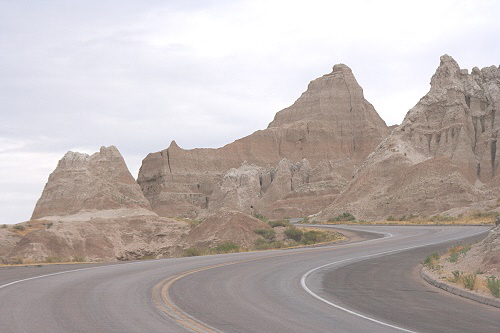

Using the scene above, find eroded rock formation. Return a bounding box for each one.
[32,146,152,220]
[138,64,390,218]
[320,55,499,220]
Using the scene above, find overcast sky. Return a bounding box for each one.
[1,0,499,224]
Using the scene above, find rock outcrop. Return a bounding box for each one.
[138,64,390,218]
[7,216,190,262]
[32,146,152,220]
[320,55,499,220]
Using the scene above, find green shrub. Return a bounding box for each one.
[1,224,7,228]
[13,224,25,231]
[254,240,284,250]
[302,230,327,244]
[328,212,356,222]
[213,242,240,253]
[386,216,396,221]
[430,215,457,222]
[254,213,268,222]
[462,273,477,290]
[255,228,276,240]
[284,227,303,242]
[72,256,86,262]
[183,247,202,257]
[268,219,290,228]
[423,252,440,270]
[486,276,500,298]
[447,245,471,263]
[449,270,462,283]
[44,256,66,263]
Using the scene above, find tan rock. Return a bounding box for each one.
[138,64,390,217]
[7,215,190,262]
[32,146,152,220]
[319,55,499,220]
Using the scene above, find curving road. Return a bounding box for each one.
[1,225,498,333]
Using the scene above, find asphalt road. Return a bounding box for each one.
[0,225,497,333]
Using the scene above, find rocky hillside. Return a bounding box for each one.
[320,55,499,220]
[138,64,389,218]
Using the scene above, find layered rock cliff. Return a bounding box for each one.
[138,64,390,218]
[320,55,499,220]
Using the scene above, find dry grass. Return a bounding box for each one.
[320,211,498,226]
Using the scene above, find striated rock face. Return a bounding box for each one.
[206,158,347,218]
[138,64,389,218]
[320,55,499,220]
[32,146,152,220]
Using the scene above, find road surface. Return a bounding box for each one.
[1,225,498,332]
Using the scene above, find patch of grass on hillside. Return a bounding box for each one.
[254,239,285,250]
[462,273,477,290]
[254,213,269,222]
[328,212,356,223]
[486,276,500,298]
[268,219,290,228]
[182,242,242,257]
[423,252,441,270]
[254,228,276,240]
[284,227,303,242]
[446,245,471,263]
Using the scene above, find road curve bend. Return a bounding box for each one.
[1,225,498,333]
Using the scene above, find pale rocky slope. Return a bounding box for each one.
[138,64,389,218]
[442,225,500,276]
[32,146,151,219]
[319,55,499,220]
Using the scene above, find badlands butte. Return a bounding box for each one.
[1,55,499,263]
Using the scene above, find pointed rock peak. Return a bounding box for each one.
[99,145,120,155]
[168,140,181,150]
[332,63,353,75]
[431,54,462,87]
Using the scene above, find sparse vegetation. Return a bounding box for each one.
[328,212,356,222]
[44,256,67,263]
[449,270,463,283]
[446,245,471,263]
[268,219,290,228]
[430,215,457,223]
[254,239,285,250]
[254,213,269,222]
[13,224,25,231]
[183,247,202,257]
[302,230,328,245]
[462,273,477,290]
[1,224,7,228]
[423,252,441,270]
[284,227,303,242]
[255,228,276,240]
[72,256,86,262]
[214,242,240,253]
[486,276,500,298]
[182,242,241,257]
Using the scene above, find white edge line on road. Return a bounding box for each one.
[0,259,156,290]
[300,227,489,333]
